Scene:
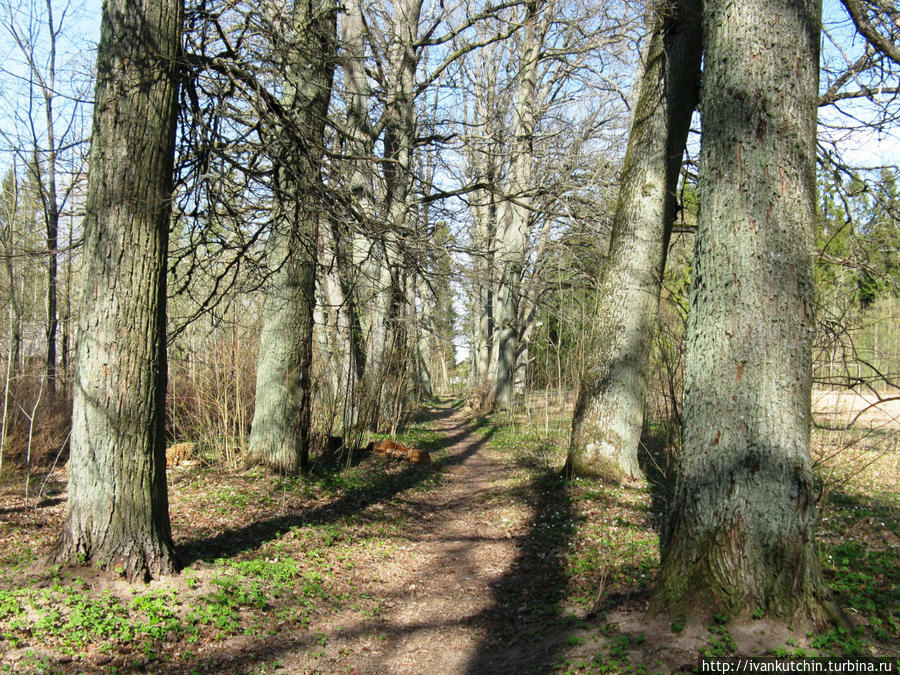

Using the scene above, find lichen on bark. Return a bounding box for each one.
[51,0,184,580]
[567,0,702,479]
[651,0,839,630]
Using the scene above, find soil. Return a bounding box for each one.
[812,387,900,428]
[245,405,568,674]
[3,400,895,673]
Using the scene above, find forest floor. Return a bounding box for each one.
[0,397,898,673]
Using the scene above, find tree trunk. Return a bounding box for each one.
[653,0,835,627]
[51,0,183,580]
[370,0,423,431]
[493,0,542,410]
[44,194,58,394]
[246,0,337,475]
[340,0,377,393]
[567,0,702,479]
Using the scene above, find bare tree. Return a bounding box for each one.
[1,0,91,394]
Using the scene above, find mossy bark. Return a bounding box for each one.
[567,0,702,479]
[51,0,183,580]
[247,0,337,475]
[653,0,835,628]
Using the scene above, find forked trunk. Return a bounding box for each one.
[653,0,836,627]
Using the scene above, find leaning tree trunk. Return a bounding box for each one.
[653,0,835,627]
[566,0,702,480]
[246,0,337,475]
[52,0,183,580]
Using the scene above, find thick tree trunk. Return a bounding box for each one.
[567,0,702,479]
[51,0,183,580]
[340,0,379,396]
[246,0,337,475]
[653,0,834,626]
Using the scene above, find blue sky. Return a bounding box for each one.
[3,0,897,170]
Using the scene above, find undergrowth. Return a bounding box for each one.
[1,398,897,673]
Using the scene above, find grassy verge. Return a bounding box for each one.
[0,419,445,673]
[472,403,899,673]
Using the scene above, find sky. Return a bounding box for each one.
[2,0,896,368]
[8,0,897,166]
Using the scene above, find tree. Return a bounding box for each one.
[459,0,638,410]
[246,0,337,474]
[566,0,702,479]
[51,0,184,580]
[1,0,92,394]
[492,0,542,410]
[653,0,837,625]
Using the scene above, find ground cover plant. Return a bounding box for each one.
[0,395,897,673]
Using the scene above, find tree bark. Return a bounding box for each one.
[339,0,378,390]
[567,0,702,479]
[493,0,542,410]
[51,0,183,580]
[653,0,835,626]
[43,168,58,395]
[369,0,423,431]
[246,0,337,475]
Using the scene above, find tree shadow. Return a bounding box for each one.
[177,414,495,567]
[408,397,462,424]
[638,422,676,532]
[465,470,578,674]
[0,497,63,516]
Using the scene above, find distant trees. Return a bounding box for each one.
[52,0,184,580]
[1,0,91,394]
[0,0,884,599]
[461,0,638,410]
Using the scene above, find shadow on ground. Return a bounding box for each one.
[464,470,577,674]
[177,409,494,567]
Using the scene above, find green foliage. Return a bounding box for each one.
[773,641,810,658]
[810,627,868,657]
[130,590,181,641]
[232,557,301,587]
[0,591,23,621]
[822,539,899,641]
[702,621,736,658]
[815,168,900,383]
[47,590,132,648]
[817,168,900,303]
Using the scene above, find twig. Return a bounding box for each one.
[20,374,45,504]
[35,430,69,508]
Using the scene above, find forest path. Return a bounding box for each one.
[278,402,568,674]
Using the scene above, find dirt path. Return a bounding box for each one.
[274,405,566,674]
[0,402,578,674]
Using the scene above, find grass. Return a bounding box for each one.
[475,400,899,672]
[0,395,898,673]
[0,419,443,672]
